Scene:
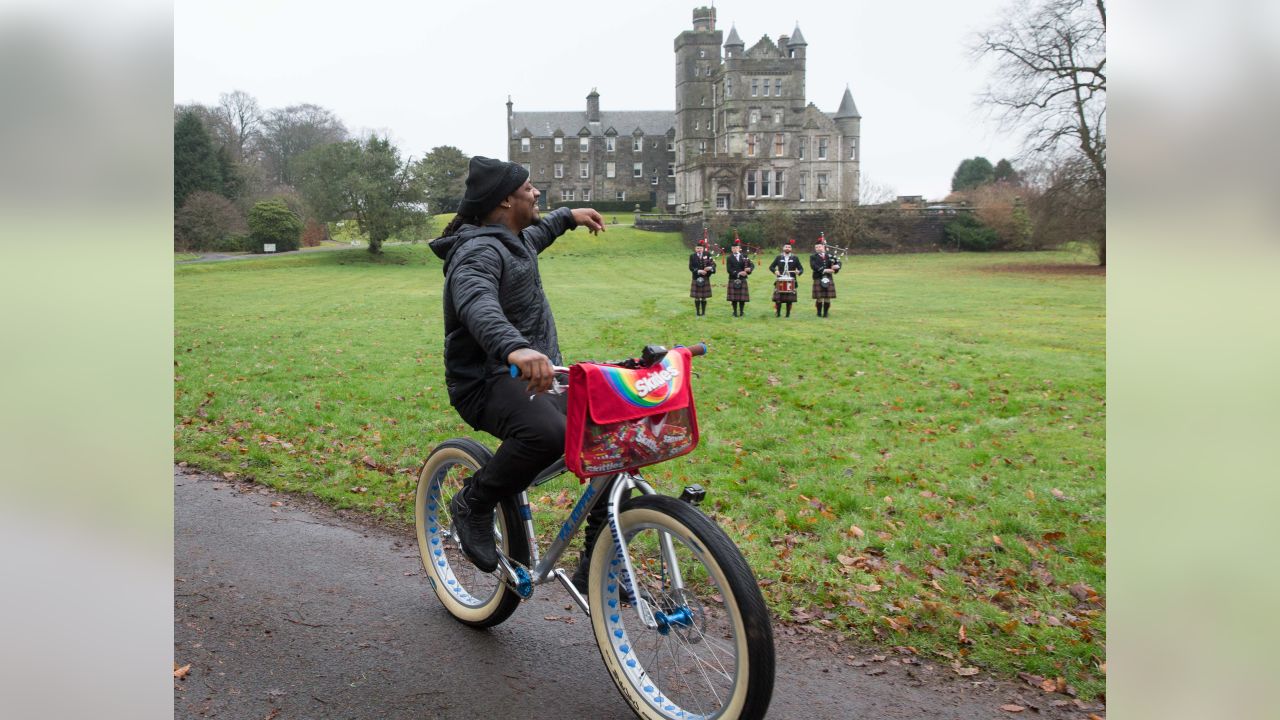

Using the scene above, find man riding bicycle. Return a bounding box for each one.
[428,156,605,590]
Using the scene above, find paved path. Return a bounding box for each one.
[175,467,1095,719]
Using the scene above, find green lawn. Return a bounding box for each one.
[175,227,1105,698]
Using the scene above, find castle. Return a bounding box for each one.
[507,6,861,215]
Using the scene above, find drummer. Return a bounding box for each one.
[810,232,841,317]
[768,239,804,317]
[725,236,754,317]
[688,234,716,316]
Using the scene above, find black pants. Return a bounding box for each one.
[467,372,568,506]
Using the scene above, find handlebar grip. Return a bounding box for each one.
[680,342,709,357]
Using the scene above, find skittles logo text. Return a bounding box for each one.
[601,354,686,408]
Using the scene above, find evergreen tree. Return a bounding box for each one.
[950,157,995,192]
[174,111,224,208]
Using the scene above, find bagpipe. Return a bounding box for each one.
[815,231,846,288]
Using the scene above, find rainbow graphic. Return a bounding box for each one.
[599,352,687,408]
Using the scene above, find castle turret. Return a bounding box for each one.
[834,86,862,203]
[724,23,743,57]
[786,23,807,59]
[674,7,723,209]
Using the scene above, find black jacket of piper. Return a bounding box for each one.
[428,207,577,426]
[726,252,754,278]
[768,254,804,277]
[810,251,841,279]
[689,252,717,278]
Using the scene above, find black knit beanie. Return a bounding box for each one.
[457,156,530,218]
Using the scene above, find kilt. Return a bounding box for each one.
[726,278,751,302]
[812,277,838,299]
[690,275,713,299]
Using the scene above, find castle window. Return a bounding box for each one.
[580,161,590,179]
[554,163,564,179]
[725,77,732,98]
[746,170,757,197]
[716,193,730,209]
[749,109,760,124]
[633,162,643,178]
[774,133,785,156]
[606,137,615,152]
[554,137,563,152]
[799,173,807,201]
[667,192,676,206]
[582,189,591,202]
[761,170,771,196]
[775,78,782,96]
[521,138,530,153]
[697,140,706,154]
[699,49,706,58]
[667,163,674,177]
[818,137,829,160]
[633,137,643,152]
[667,139,674,151]
[850,141,857,160]
[746,133,757,157]
[580,137,590,152]
[775,170,785,196]
[798,138,806,160]
[651,172,658,186]
[817,173,829,199]
[694,120,700,131]
[751,78,758,97]
[762,79,770,97]
[616,191,626,201]
[561,189,575,201]
[606,162,616,178]
[773,109,783,124]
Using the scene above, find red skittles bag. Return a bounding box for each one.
[564,346,700,479]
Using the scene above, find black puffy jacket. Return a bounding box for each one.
[428,207,577,425]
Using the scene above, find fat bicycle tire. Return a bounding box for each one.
[415,437,530,629]
[587,494,775,720]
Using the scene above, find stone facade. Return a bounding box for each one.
[507,92,677,211]
[675,6,861,214]
[505,6,862,215]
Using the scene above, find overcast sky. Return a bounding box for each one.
[175,0,1025,200]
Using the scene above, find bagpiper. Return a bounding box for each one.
[768,239,804,317]
[688,232,716,316]
[725,236,755,317]
[810,231,842,317]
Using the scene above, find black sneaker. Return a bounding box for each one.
[449,486,498,573]
[570,559,590,595]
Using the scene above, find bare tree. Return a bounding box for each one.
[975,0,1105,263]
[259,104,348,187]
[215,90,262,164]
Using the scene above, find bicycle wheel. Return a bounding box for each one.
[415,438,530,628]
[588,494,775,720]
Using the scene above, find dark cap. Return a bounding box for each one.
[458,156,530,218]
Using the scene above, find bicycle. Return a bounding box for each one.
[414,342,775,720]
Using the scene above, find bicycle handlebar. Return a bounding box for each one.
[509,341,709,378]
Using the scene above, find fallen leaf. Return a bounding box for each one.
[270,501,283,507]
[362,455,378,468]
[1051,488,1065,498]
[992,534,1004,547]
[837,554,857,567]
[959,624,972,645]
[350,486,368,494]
[847,525,866,539]
[954,666,980,676]
[1000,704,1025,713]
[173,663,191,679]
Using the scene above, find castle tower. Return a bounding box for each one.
[586,88,600,123]
[834,86,862,203]
[674,6,722,209]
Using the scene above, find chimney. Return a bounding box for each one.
[586,88,600,122]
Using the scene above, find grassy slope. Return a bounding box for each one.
[175,227,1105,697]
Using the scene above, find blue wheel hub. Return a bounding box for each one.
[654,606,694,635]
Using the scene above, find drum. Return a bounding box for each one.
[775,275,795,293]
